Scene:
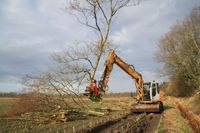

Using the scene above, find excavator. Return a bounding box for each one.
[85,50,164,113]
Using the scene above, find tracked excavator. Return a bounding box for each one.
[85,50,164,113]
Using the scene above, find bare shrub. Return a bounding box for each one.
[7,92,59,116]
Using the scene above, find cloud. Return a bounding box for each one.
[0,0,88,91]
[0,0,199,92]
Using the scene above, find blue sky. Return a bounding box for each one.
[0,0,200,92]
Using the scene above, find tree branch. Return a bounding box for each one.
[96,0,109,24]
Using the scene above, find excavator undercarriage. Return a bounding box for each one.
[132,101,163,113]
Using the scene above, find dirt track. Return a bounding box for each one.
[81,113,161,133]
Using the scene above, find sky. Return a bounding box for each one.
[0,0,200,92]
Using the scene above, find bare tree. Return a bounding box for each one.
[67,0,141,85]
[19,0,142,113]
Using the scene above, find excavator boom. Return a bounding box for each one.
[99,50,144,101]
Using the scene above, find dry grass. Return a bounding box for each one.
[176,100,200,133]
[0,97,18,117]
[178,95,200,115]
[0,95,135,132]
[157,97,193,133]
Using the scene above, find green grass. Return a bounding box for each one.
[173,110,192,133]
[157,115,164,133]
[157,97,193,133]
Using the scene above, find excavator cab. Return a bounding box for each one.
[143,82,151,100]
[143,81,160,101]
[150,81,160,100]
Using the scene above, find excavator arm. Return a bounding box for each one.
[98,50,144,101]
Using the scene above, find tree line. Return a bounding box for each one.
[156,6,200,97]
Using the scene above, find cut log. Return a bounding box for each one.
[88,110,105,116]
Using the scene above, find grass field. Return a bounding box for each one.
[0,97,18,117]
[0,96,134,133]
[0,95,199,133]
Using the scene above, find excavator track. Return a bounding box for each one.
[132,102,163,113]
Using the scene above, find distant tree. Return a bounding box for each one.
[130,91,133,97]
[155,6,200,97]
[0,92,20,97]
